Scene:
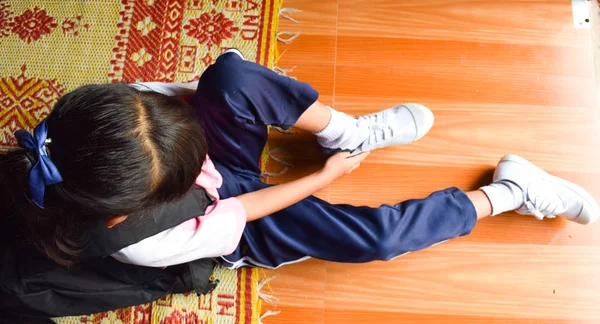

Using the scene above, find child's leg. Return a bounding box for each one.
[192,51,319,176]
[194,51,598,269]
[219,178,480,268]
[219,155,598,269]
[193,50,434,176]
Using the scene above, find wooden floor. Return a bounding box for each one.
[261,1,600,323]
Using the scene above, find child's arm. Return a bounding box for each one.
[237,152,369,221]
[112,152,368,267]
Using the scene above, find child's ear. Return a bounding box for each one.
[106,215,128,228]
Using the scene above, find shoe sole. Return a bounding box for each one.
[320,147,354,156]
[499,154,599,224]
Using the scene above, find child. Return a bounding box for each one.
[1,49,598,319]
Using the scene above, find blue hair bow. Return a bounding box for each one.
[15,121,63,208]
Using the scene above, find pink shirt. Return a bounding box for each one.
[111,156,246,267]
[111,82,246,267]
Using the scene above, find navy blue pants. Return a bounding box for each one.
[192,52,477,269]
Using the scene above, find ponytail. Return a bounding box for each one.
[1,149,29,230]
[1,148,83,265]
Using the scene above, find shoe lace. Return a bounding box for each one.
[358,113,394,146]
[522,185,568,220]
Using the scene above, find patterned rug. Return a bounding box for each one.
[0,0,281,323]
[54,268,263,324]
[0,0,281,150]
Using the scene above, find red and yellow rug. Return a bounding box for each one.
[54,267,263,324]
[0,0,281,323]
[0,0,281,150]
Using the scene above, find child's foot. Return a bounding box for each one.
[481,155,599,224]
[319,103,434,156]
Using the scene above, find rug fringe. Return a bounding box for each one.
[277,31,300,44]
[270,125,297,134]
[279,8,302,23]
[273,66,297,79]
[258,276,280,304]
[259,310,281,324]
[260,148,293,178]
[272,4,302,77]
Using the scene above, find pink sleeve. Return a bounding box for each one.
[111,156,247,267]
[195,156,222,200]
[112,199,246,267]
[179,196,247,255]
[202,197,247,254]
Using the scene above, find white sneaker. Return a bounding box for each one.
[351,103,434,155]
[493,154,599,224]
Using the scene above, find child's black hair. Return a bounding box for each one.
[0,83,207,266]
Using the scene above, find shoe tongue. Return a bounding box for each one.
[356,119,373,143]
[358,109,418,149]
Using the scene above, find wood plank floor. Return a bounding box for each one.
[261,1,600,322]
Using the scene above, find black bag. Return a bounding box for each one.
[0,187,218,323]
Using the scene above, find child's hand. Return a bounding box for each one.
[322,151,370,180]
[240,151,369,222]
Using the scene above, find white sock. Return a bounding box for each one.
[314,107,367,150]
[480,180,525,216]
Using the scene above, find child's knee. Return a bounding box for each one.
[211,52,245,79]
[204,54,248,96]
